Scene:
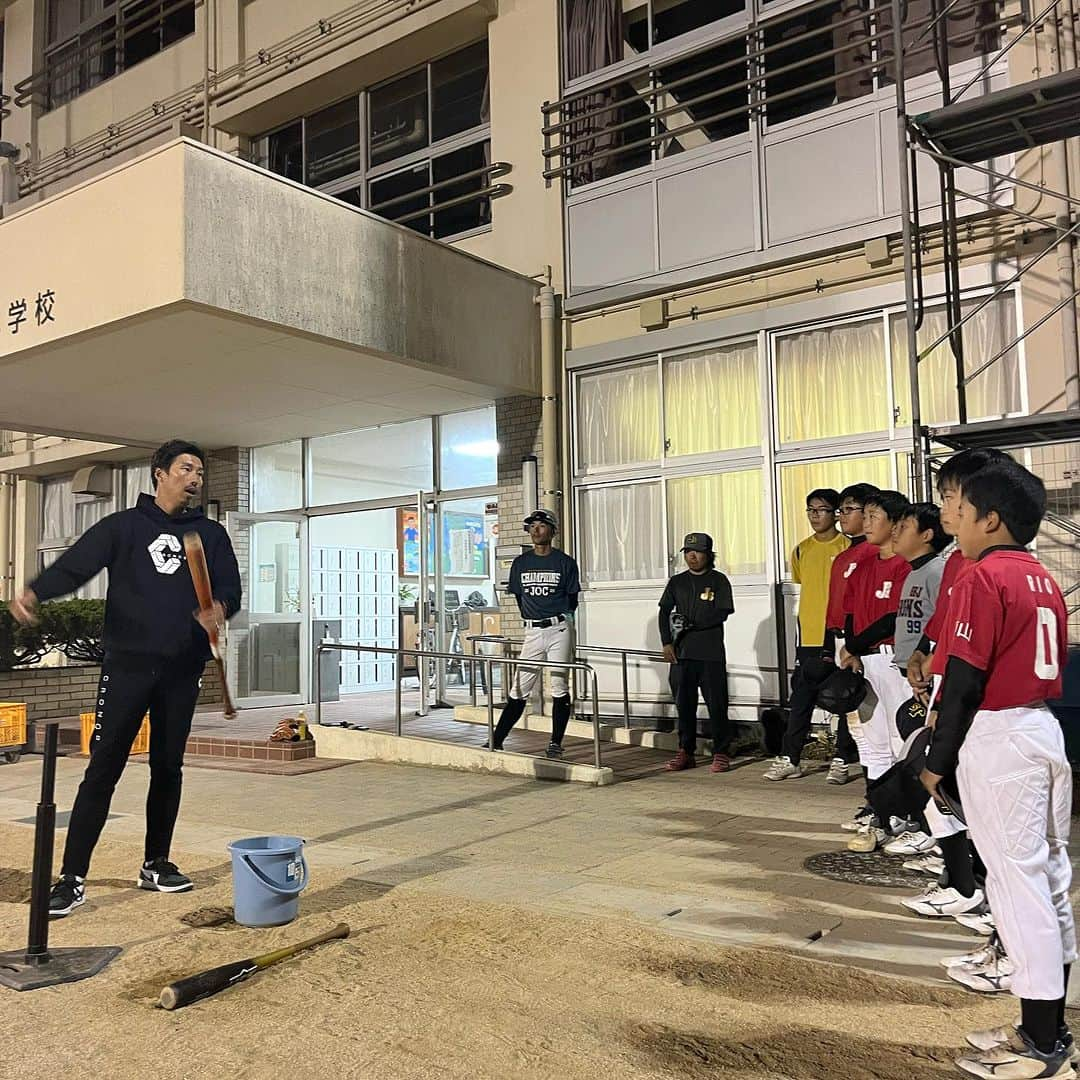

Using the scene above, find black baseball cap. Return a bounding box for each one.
[681,532,713,553]
[524,509,558,531]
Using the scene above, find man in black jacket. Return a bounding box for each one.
[659,532,735,774]
[8,439,241,918]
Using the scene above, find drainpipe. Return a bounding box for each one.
[202,0,215,146]
[1056,0,1080,409]
[0,473,13,602]
[537,268,560,522]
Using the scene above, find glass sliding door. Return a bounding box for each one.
[225,512,308,709]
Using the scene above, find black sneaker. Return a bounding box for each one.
[49,874,86,918]
[138,858,193,893]
[545,741,563,759]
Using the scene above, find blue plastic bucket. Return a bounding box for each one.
[227,836,308,927]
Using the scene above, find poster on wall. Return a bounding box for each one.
[397,507,490,578]
[398,507,421,576]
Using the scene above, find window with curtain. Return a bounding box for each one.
[891,293,1021,428]
[775,316,889,444]
[577,363,660,470]
[777,453,892,573]
[578,481,666,582]
[39,475,111,599]
[666,469,765,576]
[124,461,150,508]
[663,341,759,456]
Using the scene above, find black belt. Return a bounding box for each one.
[527,614,567,629]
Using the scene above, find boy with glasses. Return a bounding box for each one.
[821,483,881,786]
[764,488,849,781]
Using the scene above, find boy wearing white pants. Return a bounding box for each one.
[839,489,912,851]
[924,461,1075,1079]
[487,509,580,759]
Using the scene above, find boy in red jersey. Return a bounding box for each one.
[821,483,881,787]
[923,461,1075,1078]
[839,489,913,851]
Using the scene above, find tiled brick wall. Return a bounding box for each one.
[495,395,545,642]
[0,661,222,721]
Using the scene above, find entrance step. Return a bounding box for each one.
[312,723,614,786]
[452,704,725,757]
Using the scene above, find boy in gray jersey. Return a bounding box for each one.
[893,503,949,674]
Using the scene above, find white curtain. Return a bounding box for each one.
[125,462,149,508]
[41,478,75,541]
[892,295,1021,427]
[778,454,893,572]
[577,364,660,470]
[664,342,760,456]
[667,469,765,576]
[579,482,665,582]
[776,318,888,443]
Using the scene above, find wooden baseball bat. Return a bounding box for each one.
[159,922,349,1010]
[183,531,237,719]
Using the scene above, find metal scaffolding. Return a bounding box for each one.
[893,0,1080,497]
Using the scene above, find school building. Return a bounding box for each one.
[0,0,1077,723]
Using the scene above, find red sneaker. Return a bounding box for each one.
[665,750,696,772]
[709,753,731,774]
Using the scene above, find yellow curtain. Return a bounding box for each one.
[778,454,892,573]
[577,363,660,469]
[667,469,765,577]
[775,317,888,442]
[663,342,760,456]
[892,295,1021,428]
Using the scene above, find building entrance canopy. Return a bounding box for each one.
[0,140,539,448]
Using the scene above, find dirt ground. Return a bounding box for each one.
[0,823,1013,1080]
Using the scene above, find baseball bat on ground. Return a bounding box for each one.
[159,922,349,1010]
[183,531,237,719]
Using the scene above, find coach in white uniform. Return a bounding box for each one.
[486,509,580,759]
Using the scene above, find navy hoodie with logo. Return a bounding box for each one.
[30,493,242,663]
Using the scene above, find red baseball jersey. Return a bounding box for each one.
[845,552,912,643]
[928,549,975,675]
[826,541,878,632]
[937,548,1067,708]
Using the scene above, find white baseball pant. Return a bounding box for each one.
[921,675,965,839]
[510,620,574,701]
[957,705,1077,1000]
[850,650,910,781]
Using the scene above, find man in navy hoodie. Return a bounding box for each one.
[8,439,241,917]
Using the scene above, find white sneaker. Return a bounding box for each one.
[901,885,985,917]
[826,758,851,784]
[956,1027,1074,1077]
[940,937,1000,969]
[903,852,945,876]
[763,755,804,781]
[966,1026,1080,1066]
[955,909,996,936]
[884,830,937,856]
[840,806,875,832]
[847,823,887,852]
[948,951,1014,993]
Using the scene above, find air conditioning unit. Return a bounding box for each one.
[72,464,113,497]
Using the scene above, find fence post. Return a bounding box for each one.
[485,659,495,750]
[621,651,630,729]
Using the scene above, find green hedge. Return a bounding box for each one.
[0,599,105,671]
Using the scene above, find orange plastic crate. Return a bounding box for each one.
[0,703,27,749]
[80,711,150,756]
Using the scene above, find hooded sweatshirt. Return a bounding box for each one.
[30,493,241,663]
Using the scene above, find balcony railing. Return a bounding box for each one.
[542,0,1022,187]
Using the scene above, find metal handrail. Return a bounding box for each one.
[467,633,776,731]
[369,161,512,216]
[315,640,605,769]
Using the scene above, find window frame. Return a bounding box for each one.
[43,0,196,110]
[252,39,493,243]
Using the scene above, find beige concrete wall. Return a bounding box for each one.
[0,145,187,359]
[449,0,563,290]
